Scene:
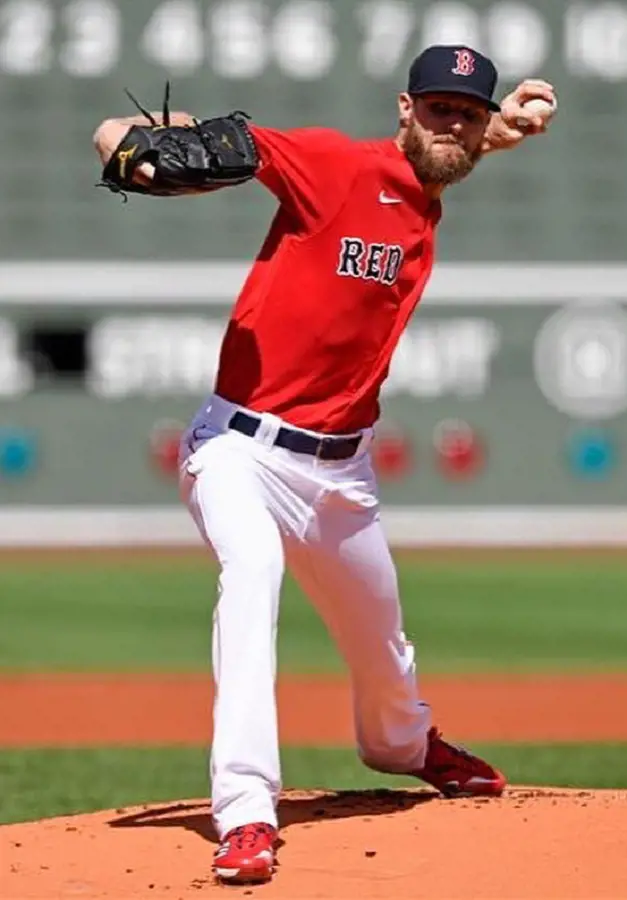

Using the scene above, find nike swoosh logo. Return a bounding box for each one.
[379,191,402,205]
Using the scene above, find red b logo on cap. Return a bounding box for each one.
[452,49,475,76]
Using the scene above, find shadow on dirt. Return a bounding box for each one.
[108,788,439,846]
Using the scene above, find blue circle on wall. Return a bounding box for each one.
[566,429,616,479]
[0,429,38,478]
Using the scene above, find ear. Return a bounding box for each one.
[398,92,415,127]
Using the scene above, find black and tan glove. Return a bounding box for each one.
[98,83,260,198]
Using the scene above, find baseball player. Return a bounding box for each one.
[94,45,556,885]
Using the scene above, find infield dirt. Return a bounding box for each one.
[2,788,626,898]
[2,673,627,898]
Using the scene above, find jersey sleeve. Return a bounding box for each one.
[249,125,362,230]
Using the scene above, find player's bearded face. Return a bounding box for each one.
[399,94,490,186]
[404,117,482,185]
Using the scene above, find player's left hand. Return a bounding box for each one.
[483,79,557,153]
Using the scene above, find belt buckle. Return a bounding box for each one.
[316,435,355,460]
[315,436,334,460]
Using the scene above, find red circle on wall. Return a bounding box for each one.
[148,420,185,477]
[372,426,415,480]
[433,419,485,479]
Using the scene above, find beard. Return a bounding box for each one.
[404,123,482,186]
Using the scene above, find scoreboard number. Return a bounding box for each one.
[0,0,624,81]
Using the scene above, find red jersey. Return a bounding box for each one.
[215,125,442,433]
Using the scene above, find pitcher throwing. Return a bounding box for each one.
[94,45,556,885]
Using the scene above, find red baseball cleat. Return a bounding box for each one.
[415,727,507,797]
[213,822,277,884]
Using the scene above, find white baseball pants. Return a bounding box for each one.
[179,394,431,838]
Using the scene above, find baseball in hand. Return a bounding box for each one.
[516,97,557,129]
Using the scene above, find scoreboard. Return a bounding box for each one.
[2,262,627,521]
[0,0,626,261]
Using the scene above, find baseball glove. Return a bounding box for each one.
[98,82,260,199]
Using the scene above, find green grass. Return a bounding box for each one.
[2,554,627,673]
[0,557,627,672]
[1,744,625,825]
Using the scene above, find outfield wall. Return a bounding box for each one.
[1,262,627,547]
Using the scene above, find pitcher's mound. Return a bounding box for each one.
[2,787,626,899]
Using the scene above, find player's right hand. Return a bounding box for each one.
[500,79,557,134]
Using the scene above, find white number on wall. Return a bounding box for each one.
[273,0,336,79]
[0,0,53,74]
[209,0,268,79]
[566,2,627,80]
[487,2,549,78]
[141,0,204,73]
[358,0,414,79]
[60,0,120,76]
[421,2,481,50]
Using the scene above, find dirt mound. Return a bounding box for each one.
[2,788,626,899]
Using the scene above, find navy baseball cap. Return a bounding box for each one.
[407,45,500,112]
